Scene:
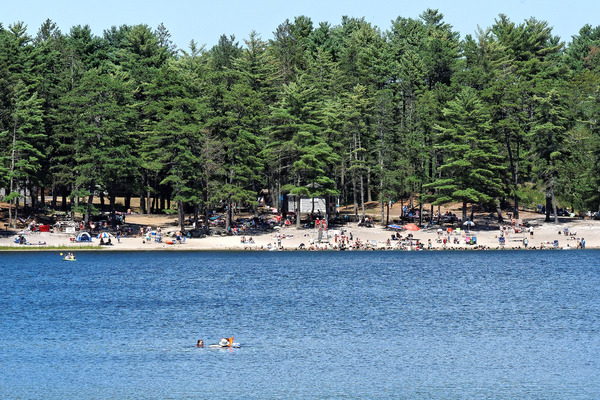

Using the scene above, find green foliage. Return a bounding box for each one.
[3,11,600,220]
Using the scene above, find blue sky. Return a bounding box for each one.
[4,0,599,50]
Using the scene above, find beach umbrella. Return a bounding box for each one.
[463,220,475,227]
[463,220,475,231]
[97,232,112,238]
[404,223,420,231]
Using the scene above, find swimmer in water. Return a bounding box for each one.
[196,340,204,347]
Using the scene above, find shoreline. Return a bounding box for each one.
[1,217,595,252]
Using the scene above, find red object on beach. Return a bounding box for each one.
[404,223,420,231]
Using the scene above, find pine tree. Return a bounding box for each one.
[529,89,568,223]
[4,82,45,227]
[64,65,133,225]
[425,87,505,221]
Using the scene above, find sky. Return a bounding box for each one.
[4,0,600,50]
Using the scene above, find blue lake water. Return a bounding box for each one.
[1,250,599,399]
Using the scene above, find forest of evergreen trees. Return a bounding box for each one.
[2,9,600,230]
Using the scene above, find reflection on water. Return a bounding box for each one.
[1,250,599,399]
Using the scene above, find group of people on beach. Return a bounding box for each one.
[139,226,187,245]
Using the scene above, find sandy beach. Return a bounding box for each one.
[1,211,596,251]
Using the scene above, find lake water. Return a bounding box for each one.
[1,250,599,399]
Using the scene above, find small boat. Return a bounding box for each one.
[62,253,76,261]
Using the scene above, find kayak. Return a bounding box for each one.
[63,257,76,261]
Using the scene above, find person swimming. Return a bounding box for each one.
[196,339,204,347]
[219,338,230,347]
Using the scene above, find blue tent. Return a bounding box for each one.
[76,232,93,242]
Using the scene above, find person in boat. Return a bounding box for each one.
[196,340,204,347]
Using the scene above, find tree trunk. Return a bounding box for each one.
[178,199,185,233]
[462,200,468,222]
[360,172,365,219]
[30,185,37,210]
[9,125,16,228]
[40,186,46,211]
[226,196,232,231]
[549,177,558,224]
[495,198,504,223]
[109,194,116,225]
[351,155,357,217]
[146,177,152,214]
[140,173,146,214]
[430,204,434,225]
[15,196,19,229]
[505,130,520,220]
[296,195,301,229]
[140,193,146,214]
[193,204,199,230]
[52,187,57,210]
[84,181,95,227]
[545,195,552,222]
[386,201,390,226]
[99,191,105,212]
[367,169,372,203]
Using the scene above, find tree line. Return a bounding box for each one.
[2,9,600,231]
